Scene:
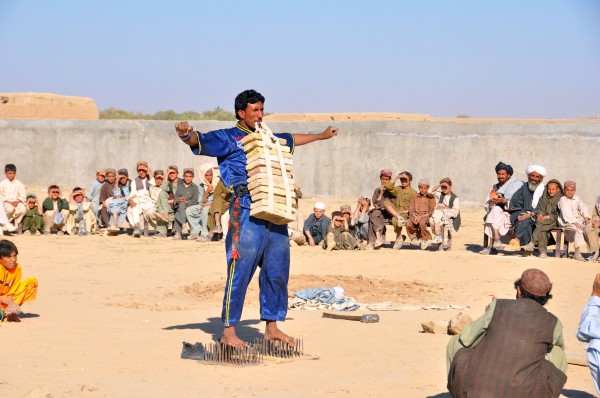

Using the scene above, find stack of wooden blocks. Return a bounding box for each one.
[241,132,296,225]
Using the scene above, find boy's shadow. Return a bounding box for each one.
[20,313,40,319]
[163,317,264,342]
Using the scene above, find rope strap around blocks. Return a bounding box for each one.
[255,122,292,216]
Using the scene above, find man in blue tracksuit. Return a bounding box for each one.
[176,89,338,348]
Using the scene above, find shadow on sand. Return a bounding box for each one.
[426,389,596,398]
[561,389,596,398]
[163,317,298,343]
[20,312,40,319]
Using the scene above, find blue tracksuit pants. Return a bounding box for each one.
[222,202,290,327]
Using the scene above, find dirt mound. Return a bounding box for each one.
[182,274,441,305]
[0,92,99,119]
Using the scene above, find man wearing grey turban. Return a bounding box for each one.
[481,162,524,255]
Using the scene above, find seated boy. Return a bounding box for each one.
[407,178,436,250]
[173,168,199,240]
[304,202,331,246]
[207,180,232,240]
[0,164,27,234]
[429,178,460,249]
[0,239,38,322]
[42,185,70,235]
[529,179,562,259]
[351,197,371,248]
[559,180,591,261]
[325,210,357,251]
[22,194,43,236]
[67,187,97,236]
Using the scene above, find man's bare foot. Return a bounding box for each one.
[6,313,21,322]
[264,321,295,346]
[220,326,248,349]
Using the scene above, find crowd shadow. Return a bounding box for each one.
[464,243,486,254]
[163,317,264,342]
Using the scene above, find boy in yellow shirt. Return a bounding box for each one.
[0,239,38,322]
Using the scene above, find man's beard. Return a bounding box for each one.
[528,182,540,191]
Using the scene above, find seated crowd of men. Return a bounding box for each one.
[481,162,600,261]
[0,162,231,241]
[2,161,599,259]
[291,169,461,251]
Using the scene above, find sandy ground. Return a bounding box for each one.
[1,198,599,398]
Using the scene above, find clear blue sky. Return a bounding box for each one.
[1,0,599,118]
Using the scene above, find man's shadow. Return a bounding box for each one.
[561,390,596,398]
[20,313,40,319]
[426,389,596,398]
[163,317,265,342]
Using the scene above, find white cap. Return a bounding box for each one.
[314,201,326,210]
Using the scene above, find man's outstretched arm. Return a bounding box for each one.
[293,126,338,146]
[175,122,199,147]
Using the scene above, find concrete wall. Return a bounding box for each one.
[1,118,599,206]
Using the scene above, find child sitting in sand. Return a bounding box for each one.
[0,239,38,322]
[22,194,43,235]
[325,211,358,251]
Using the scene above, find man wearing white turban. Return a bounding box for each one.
[510,165,547,255]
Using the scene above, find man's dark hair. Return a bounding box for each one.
[4,164,16,173]
[400,171,413,181]
[0,239,18,258]
[48,184,60,191]
[332,211,342,219]
[72,187,82,192]
[234,90,265,120]
[514,279,552,306]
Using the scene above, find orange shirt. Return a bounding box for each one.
[0,263,22,297]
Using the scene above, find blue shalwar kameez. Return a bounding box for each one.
[190,123,295,327]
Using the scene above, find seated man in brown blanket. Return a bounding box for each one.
[446,268,567,398]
